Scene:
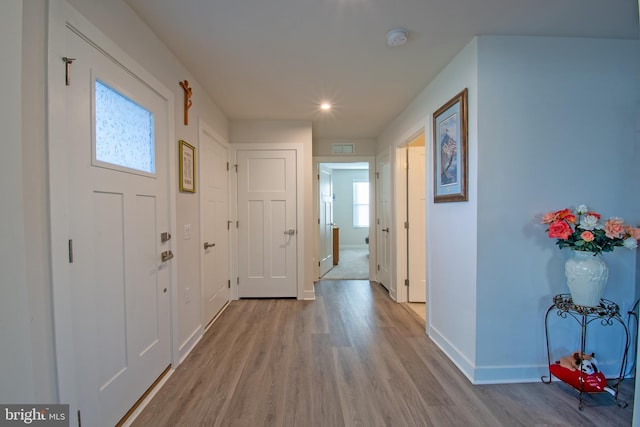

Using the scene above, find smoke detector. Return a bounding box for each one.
[386,29,408,47]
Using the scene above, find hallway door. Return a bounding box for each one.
[201,128,230,326]
[66,25,171,426]
[408,145,426,302]
[376,155,392,289]
[237,150,297,297]
[318,165,334,276]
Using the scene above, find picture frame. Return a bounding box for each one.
[433,88,468,203]
[179,139,196,193]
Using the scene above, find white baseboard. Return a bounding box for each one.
[428,325,475,383]
[430,325,629,384]
[120,368,175,426]
[301,289,316,300]
[178,325,202,364]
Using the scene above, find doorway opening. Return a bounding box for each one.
[397,132,427,324]
[316,162,371,280]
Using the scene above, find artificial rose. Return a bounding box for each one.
[541,212,557,224]
[556,209,577,224]
[627,226,640,241]
[605,218,625,239]
[579,215,599,231]
[576,205,588,214]
[541,205,639,254]
[587,211,601,220]
[548,220,572,240]
[581,231,595,242]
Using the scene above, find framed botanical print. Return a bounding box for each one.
[179,139,196,193]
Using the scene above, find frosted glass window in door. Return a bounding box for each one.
[95,80,155,174]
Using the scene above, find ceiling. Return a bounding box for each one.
[124,0,638,140]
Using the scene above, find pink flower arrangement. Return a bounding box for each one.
[541,205,640,254]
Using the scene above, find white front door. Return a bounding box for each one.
[377,156,392,289]
[408,145,427,302]
[201,127,230,325]
[319,165,334,276]
[66,27,171,426]
[237,150,297,297]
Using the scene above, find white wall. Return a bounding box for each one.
[23,0,58,402]
[230,120,315,300]
[0,0,37,403]
[475,36,640,382]
[377,38,479,378]
[332,169,370,246]
[9,0,232,406]
[377,35,640,384]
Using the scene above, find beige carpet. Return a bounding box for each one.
[320,247,369,280]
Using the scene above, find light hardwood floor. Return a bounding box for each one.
[132,280,634,426]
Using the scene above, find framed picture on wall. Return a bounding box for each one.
[179,139,196,193]
[433,88,468,203]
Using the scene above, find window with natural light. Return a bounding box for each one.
[353,181,369,228]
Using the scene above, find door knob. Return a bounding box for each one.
[204,242,215,250]
[284,229,296,235]
[382,228,389,232]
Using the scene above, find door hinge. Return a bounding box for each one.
[317,173,320,180]
[68,239,74,263]
[376,172,379,179]
[228,279,231,289]
[236,221,239,228]
[234,164,238,172]
[377,264,380,271]
[405,279,409,287]
[227,220,231,230]
[318,261,321,267]
[236,277,239,285]
[62,57,75,86]
[404,221,409,229]
[77,410,82,427]
[377,218,380,225]
[318,218,320,224]
[227,162,229,171]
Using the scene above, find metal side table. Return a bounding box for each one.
[541,294,630,410]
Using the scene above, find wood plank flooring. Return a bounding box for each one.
[132,280,634,426]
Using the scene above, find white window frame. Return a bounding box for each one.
[353,180,369,228]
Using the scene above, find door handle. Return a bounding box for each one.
[284,229,296,235]
[161,250,174,262]
[382,228,389,232]
[204,242,215,250]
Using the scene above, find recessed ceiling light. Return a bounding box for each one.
[320,102,332,111]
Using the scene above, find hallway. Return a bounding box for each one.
[320,247,369,280]
[131,281,634,426]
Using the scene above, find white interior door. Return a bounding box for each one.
[201,129,230,326]
[377,156,392,289]
[237,150,297,297]
[319,165,334,276]
[408,145,426,302]
[66,27,171,426]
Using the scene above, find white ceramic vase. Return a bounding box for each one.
[564,250,609,307]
